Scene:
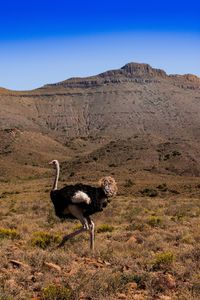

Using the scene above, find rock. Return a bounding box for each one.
[9,259,30,269]
[35,272,43,278]
[121,63,167,78]
[159,296,172,300]
[165,274,176,289]
[79,292,92,300]
[53,277,62,285]
[104,260,111,266]
[130,293,147,300]
[127,282,138,290]
[44,262,61,272]
[27,275,36,282]
[116,293,127,299]
[154,272,176,290]
[84,258,104,268]
[127,235,137,245]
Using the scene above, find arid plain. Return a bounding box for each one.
[0,63,200,299]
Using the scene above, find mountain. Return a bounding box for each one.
[0,62,200,182]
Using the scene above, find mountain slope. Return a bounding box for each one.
[0,62,200,180]
[0,62,199,140]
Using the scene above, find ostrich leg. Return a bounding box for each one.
[58,227,87,247]
[87,217,95,252]
[58,205,89,248]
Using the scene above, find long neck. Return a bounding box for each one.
[52,162,60,190]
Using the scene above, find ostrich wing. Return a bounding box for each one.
[72,191,91,204]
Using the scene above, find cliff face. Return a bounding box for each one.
[120,62,167,78]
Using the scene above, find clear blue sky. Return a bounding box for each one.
[0,0,199,90]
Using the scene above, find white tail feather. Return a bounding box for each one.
[72,191,91,205]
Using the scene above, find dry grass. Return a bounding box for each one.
[0,177,200,299]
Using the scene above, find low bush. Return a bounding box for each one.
[124,179,134,187]
[157,183,168,192]
[42,283,75,300]
[0,228,20,240]
[147,216,162,227]
[153,252,174,270]
[140,188,158,197]
[31,231,61,249]
[97,224,114,233]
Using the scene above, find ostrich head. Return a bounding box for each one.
[99,176,118,197]
[49,159,59,167]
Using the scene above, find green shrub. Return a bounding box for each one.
[72,224,82,231]
[157,183,168,192]
[97,224,114,233]
[172,150,181,157]
[125,207,143,222]
[31,231,61,249]
[120,273,146,289]
[120,273,138,285]
[0,295,13,300]
[171,214,184,222]
[0,228,20,240]
[108,163,117,168]
[153,252,174,269]
[124,179,134,187]
[42,284,75,300]
[163,154,170,160]
[148,216,162,227]
[0,191,20,199]
[140,188,158,197]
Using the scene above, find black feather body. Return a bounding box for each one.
[50,183,109,219]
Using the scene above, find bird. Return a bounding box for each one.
[49,159,117,251]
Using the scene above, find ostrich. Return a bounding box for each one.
[49,160,117,251]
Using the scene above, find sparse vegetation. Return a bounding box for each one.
[160,150,182,161]
[147,216,162,227]
[140,188,158,197]
[0,228,20,240]
[157,183,168,191]
[172,150,181,157]
[0,176,200,299]
[31,231,61,249]
[97,224,115,233]
[153,252,175,270]
[124,178,134,187]
[42,284,75,300]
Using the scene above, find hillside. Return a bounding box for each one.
[0,62,200,181]
[1,63,200,141]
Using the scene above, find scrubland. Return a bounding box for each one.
[0,176,200,300]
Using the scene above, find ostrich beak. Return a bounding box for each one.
[48,161,54,165]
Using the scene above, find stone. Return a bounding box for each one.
[44,262,61,272]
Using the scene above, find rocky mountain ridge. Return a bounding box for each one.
[42,62,200,89]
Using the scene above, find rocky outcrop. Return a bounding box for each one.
[120,62,167,78]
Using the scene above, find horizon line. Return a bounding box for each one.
[1,61,200,92]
